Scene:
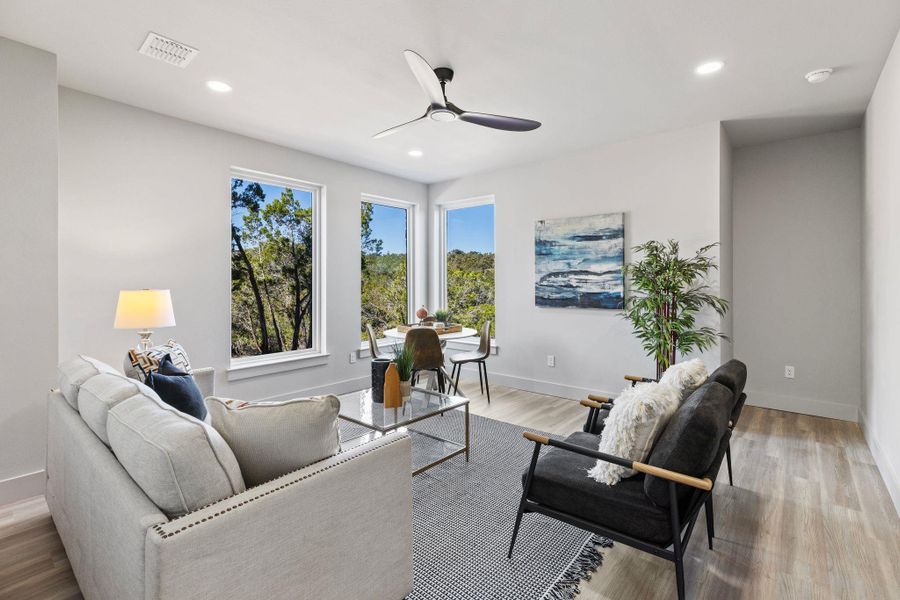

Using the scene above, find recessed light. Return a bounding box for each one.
[206,80,232,93]
[695,60,725,76]
[805,68,833,84]
[408,149,423,158]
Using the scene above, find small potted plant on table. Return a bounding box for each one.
[392,343,415,401]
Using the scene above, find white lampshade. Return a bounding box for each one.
[114,289,176,329]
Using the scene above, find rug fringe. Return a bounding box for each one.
[543,536,614,600]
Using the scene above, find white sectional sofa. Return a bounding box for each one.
[47,356,414,600]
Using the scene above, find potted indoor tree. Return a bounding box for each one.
[622,240,729,378]
[392,343,415,401]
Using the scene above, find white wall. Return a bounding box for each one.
[862,29,900,513]
[732,129,863,422]
[58,89,428,401]
[0,38,58,504]
[428,122,727,399]
[719,125,734,362]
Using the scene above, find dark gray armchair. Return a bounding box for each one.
[510,382,734,600]
[585,359,748,485]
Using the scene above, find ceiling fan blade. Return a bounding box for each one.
[455,109,541,132]
[373,113,428,139]
[403,50,446,107]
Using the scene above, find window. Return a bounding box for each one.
[361,197,412,339]
[230,168,323,362]
[440,199,495,336]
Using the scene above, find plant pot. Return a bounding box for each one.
[371,358,391,403]
[400,379,411,402]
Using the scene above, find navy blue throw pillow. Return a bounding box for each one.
[147,354,207,421]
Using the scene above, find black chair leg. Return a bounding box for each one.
[482,361,491,403]
[454,364,463,396]
[478,362,484,394]
[507,502,526,559]
[705,495,715,550]
[669,482,686,600]
[725,440,734,486]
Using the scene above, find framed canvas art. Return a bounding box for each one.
[535,212,624,309]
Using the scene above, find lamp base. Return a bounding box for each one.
[137,330,154,352]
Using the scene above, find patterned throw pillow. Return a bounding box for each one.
[127,339,192,382]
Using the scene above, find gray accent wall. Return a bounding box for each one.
[862,29,900,514]
[0,37,59,504]
[733,129,863,421]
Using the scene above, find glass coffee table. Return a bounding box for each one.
[337,387,470,475]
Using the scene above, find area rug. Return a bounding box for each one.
[340,410,612,600]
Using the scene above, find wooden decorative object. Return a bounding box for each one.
[384,363,402,408]
[396,322,463,335]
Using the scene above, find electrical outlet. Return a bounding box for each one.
[784,365,795,379]
[349,352,357,364]
[547,355,555,367]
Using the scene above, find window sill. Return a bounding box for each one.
[445,337,499,355]
[227,352,329,381]
[358,338,499,357]
[357,339,398,359]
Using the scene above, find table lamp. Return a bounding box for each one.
[114,289,176,351]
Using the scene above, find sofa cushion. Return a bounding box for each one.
[108,394,246,517]
[643,382,732,507]
[205,395,341,487]
[57,355,120,410]
[707,358,747,423]
[525,432,674,546]
[658,358,708,403]
[78,372,161,445]
[588,382,681,485]
[147,355,207,421]
[125,339,192,382]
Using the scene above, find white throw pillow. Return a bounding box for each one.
[587,382,681,485]
[108,393,246,517]
[205,395,341,487]
[658,358,709,403]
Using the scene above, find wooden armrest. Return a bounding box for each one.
[580,399,607,410]
[624,374,644,382]
[523,431,550,445]
[586,394,611,404]
[632,462,713,491]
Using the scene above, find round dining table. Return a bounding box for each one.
[382,326,477,342]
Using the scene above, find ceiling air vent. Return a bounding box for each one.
[138,32,198,68]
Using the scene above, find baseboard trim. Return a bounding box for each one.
[479,370,613,402]
[745,389,859,422]
[859,409,900,518]
[0,470,46,507]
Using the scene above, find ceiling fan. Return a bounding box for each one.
[373,50,541,139]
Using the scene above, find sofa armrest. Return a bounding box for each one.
[192,367,214,397]
[145,432,413,600]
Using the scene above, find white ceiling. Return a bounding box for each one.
[2,1,899,183]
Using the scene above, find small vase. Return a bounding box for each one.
[400,379,411,402]
[371,359,391,403]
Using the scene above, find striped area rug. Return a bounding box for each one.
[340,410,612,600]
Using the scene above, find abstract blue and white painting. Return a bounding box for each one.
[535,213,624,309]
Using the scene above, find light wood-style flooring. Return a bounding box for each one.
[1,382,898,599]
